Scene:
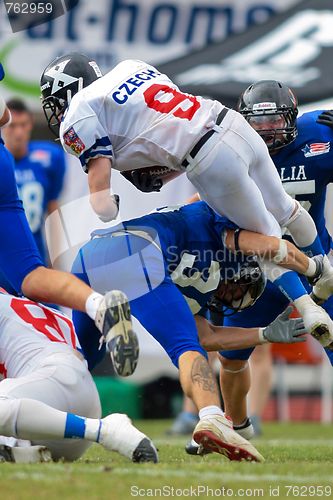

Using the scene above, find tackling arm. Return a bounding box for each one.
[224,229,314,277]
[196,306,306,352]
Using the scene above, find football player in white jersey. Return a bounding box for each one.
[39,54,333,340]
[40,55,327,248]
[0,289,157,463]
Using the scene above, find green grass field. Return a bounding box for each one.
[0,421,332,500]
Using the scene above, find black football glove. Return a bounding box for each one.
[130,170,163,193]
[316,110,333,129]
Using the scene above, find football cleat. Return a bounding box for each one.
[95,290,139,376]
[185,438,212,456]
[312,255,333,302]
[192,415,264,462]
[185,417,255,456]
[0,445,52,463]
[98,413,158,463]
[302,303,333,347]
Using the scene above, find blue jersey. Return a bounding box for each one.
[13,141,66,262]
[72,202,244,369]
[274,110,333,253]
[222,112,333,366]
[0,138,43,294]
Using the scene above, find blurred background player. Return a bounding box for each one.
[0,65,138,378]
[218,80,333,437]
[0,98,66,295]
[0,290,157,463]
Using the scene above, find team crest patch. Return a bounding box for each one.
[63,127,85,155]
[302,142,330,158]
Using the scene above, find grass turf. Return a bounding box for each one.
[0,421,332,500]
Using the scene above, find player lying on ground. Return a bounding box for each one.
[0,66,137,377]
[0,289,157,463]
[40,54,330,297]
[70,202,331,462]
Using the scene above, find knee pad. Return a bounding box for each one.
[283,200,302,227]
[0,396,20,437]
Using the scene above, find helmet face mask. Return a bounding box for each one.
[40,53,102,137]
[207,257,266,316]
[41,95,67,138]
[238,80,298,153]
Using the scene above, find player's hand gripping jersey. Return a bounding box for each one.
[0,291,82,379]
[60,60,223,173]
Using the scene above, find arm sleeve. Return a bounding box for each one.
[0,145,43,293]
[60,103,113,173]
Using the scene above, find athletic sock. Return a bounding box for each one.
[199,405,223,419]
[85,292,103,321]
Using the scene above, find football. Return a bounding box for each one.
[121,165,174,181]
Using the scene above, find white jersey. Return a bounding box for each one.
[60,60,223,173]
[0,292,82,379]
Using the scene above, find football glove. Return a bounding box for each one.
[97,194,120,222]
[316,110,333,129]
[260,306,306,344]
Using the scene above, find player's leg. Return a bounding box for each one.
[219,353,252,430]
[186,127,282,237]
[0,351,157,462]
[219,283,289,433]
[130,280,263,462]
[248,344,273,436]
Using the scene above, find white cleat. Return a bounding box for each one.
[302,304,333,347]
[192,415,264,462]
[95,290,139,376]
[0,445,52,463]
[99,413,158,463]
[312,255,333,302]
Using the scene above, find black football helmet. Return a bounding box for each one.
[40,52,102,136]
[207,256,266,315]
[237,80,298,153]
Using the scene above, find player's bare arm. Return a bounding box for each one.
[195,307,306,352]
[87,157,119,222]
[224,228,312,276]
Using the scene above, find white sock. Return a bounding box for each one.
[199,405,223,420]
[85,292,103,321]
[84,418,102,442]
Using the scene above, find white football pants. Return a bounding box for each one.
[186,109,295,238]
[0,348,101,461]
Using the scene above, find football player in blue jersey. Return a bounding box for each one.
[0,64,138,378]
[215,80,333,439]
[70,201,331,461]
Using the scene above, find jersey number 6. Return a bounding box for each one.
[144,84,200,121]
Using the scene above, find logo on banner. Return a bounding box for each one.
[176,9,333,87]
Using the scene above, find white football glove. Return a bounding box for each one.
[259,306,307,344]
